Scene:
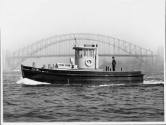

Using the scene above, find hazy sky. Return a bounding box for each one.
[1,0,165,52]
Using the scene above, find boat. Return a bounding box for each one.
[21,41,144,85]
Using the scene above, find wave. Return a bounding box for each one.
[16,78,50,86]
[99,84,125,87]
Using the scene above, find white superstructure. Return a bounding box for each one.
[73,44,98,69]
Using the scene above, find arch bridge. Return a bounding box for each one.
[7,33,154,70]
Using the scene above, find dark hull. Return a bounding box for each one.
[21,65,144,85]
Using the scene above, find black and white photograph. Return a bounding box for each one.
[1,0,165,124]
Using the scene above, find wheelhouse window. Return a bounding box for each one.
[79,49,83,57]
[84,49,88,57]
[89,49,94,57]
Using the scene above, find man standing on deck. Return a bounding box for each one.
[112,56,116,71]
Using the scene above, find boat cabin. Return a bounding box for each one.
[55,63,72,69]
[73,44,98,69]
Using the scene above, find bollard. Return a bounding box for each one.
[106,66,109,71]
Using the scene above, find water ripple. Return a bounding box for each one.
[3,72,164,122]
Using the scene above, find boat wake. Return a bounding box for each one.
[92,80,164,88]
[143,80,164,85]
[16,78,51,86]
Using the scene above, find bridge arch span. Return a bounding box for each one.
[9,33,154,69]
[13,33,153,57]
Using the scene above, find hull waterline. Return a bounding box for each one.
[21,65,144,85]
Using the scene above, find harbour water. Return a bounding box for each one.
[3,72,164,122]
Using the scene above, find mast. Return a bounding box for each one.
[74,37,77,46]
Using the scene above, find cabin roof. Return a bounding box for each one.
[73,44,98,50]
[73,46,97,50]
